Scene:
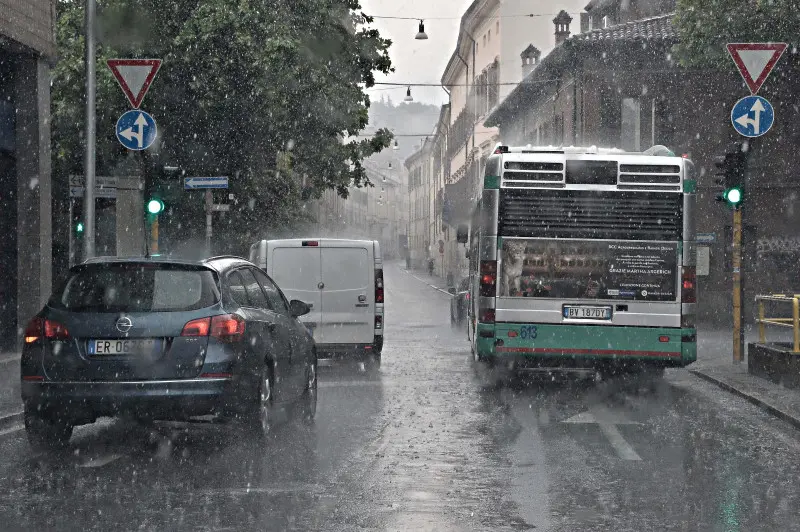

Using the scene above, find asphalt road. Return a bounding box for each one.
[1,262,799,531]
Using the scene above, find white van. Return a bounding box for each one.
[250,238,384,357]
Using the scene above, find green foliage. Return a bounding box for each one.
[674,0,800,66]
[53,0,394,252]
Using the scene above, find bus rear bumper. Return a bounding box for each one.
[476,323,696,368]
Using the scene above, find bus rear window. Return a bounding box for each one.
[566,160,618,185]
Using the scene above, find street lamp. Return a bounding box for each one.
[393,140,399,150]
[404,86,413,102]
[415,20,428,40]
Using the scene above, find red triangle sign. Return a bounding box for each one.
[726,43,787,94]
[107,59,162,109]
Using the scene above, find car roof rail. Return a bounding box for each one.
[204,255,248,262]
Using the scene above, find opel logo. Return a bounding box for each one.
[116,316,133,333]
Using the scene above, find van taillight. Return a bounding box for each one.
[375,269,384,303]
[302,241,319,247]
[375,315,383,329]
[682,266,696,303]
[24,317,70,343]
[479,261,497,297]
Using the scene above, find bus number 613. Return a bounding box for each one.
[520,326,537,339]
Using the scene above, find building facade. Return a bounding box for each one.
[485,0,800,323]
[0,0,56,349]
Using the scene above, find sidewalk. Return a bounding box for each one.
[401,265,452,296]
[689,325,800,430]
[0,353,22,429]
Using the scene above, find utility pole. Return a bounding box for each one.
[83,0,97,259]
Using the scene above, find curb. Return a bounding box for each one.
[0,411,23,431]
[401,269,453,297]
[688,369,800,431]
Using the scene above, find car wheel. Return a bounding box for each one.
[247,363,275,439]
[24,410,73,451]
[297,361,317,425]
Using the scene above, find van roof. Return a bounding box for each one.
[263,238,379,246]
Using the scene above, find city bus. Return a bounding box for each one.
[458,144,697,379]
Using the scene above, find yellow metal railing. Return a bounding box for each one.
[756,294,800,353]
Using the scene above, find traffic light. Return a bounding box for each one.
[75,222,84,233]
[713,141,748,209]
[146,198,164,215]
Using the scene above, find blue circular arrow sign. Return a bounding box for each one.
[116,109,157,150]
[731,95,774,138]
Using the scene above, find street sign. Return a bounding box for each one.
[726,43,787,95]
[107,59,162,108]
[731,95,774,138]
[69,175,118,199]
[184,176,229,190]
[696,233,716,244]
[116,110,157,150]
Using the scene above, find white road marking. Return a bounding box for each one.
[562,405,642,461]
[597,423,642,461]
[79,454,122,468]
[0,423,23,437]
[319,381,382,388]
[403,270,453,296]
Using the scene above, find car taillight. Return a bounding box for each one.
[211,314,246,339]
[24,317,70,343]
[480,261,497,297]
[479,308,495,324]
[375,269,384,303]
[182,317,211,337]
[682,266,696,303]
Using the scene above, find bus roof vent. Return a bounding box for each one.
[618,162,682,190]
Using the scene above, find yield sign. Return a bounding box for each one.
[107,59,162,108]
[726,43,787,94]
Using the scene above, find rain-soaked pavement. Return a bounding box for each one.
[1,262,800,531]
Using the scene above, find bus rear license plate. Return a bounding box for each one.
[563,306,612,320]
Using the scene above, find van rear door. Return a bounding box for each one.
[319,245,374,344]
[269,243,322,337]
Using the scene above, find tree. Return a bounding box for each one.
[52,0,394,253]
[674,0,800,66]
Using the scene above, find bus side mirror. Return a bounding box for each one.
[456,224,468,244]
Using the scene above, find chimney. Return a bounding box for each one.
[520,44,541,78]
[553,10,573,46]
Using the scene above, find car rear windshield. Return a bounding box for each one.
[50,263,220,313]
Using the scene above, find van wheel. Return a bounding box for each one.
[24,410,73,451]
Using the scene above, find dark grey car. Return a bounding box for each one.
[20,256,317,450]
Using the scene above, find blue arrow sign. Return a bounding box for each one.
[116,110,157,150]
[731,95,774,138]
[184,176,229,190]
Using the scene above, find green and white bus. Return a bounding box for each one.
[458,144,697,377]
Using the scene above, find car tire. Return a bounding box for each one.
[246,363,276,439]
[24,410,73,451]
[297,360,318,425]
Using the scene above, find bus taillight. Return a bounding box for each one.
[479,261,497,297]
[682,266,696,303]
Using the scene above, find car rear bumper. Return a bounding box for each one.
[22,377,232,422]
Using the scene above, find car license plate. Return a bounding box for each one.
[88,339,161,355]
[563,305,612,320]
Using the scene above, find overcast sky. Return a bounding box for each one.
[361,0,475,107]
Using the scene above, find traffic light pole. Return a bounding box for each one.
[83,0,96,259]
[732,208,744,362]
[205,190,213,255]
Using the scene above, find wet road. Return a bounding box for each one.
[1,262,800,531]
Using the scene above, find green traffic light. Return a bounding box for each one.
[147,198,165,214]
[724,187,743,206]
[76,222,84,233]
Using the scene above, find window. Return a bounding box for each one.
[54,264,219,313]
[621,97,641,151]
[227,271,251,307]
[252,269,290,315]
[496,21,499,35]
[483,35,486,47]
[239,268,270,309]
[488,29,491,42]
